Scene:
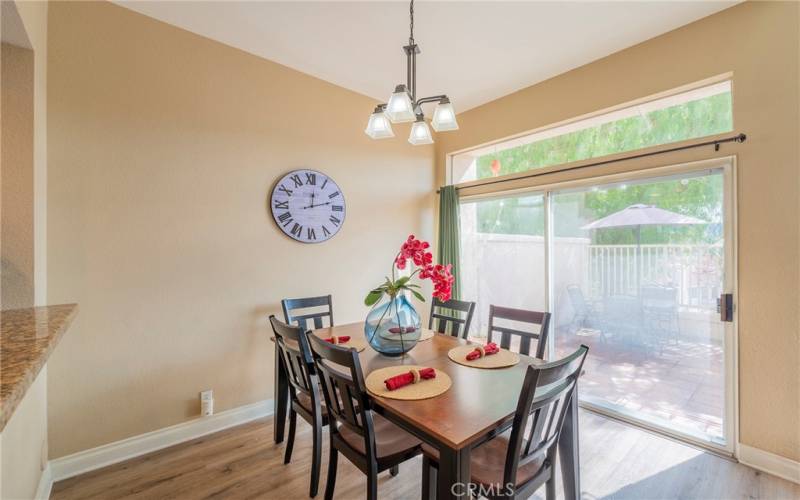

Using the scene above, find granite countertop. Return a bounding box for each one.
[1,304,78,432]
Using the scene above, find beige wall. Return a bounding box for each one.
[0,2,50,498]
[2,42,35,309]
[435,1,800,461]
[14,0,48,307]
[46,1,434,458]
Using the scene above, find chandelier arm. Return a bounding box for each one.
[415,95,448,106]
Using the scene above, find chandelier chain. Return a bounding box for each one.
[409,0,415,43]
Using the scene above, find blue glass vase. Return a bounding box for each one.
[364,294,421,357]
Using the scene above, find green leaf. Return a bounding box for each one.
[410,289,426,302]
[364,290,384,306]
[395,276,411,287]
[405,283,421,288]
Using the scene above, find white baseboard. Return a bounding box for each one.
[50,399,274,482]
[34,463,53,500]
[739,443,800,485]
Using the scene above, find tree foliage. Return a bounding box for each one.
[472,92,731,244]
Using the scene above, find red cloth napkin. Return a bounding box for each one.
[466,342,500,361]
[388,326,417,334]
[324,336,350,344]
[384,367,436,391]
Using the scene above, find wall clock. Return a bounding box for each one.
[270,169,346,243]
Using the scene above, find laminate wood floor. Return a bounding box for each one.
[51,410,799,500]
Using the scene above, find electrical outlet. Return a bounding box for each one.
[200,390,214,416]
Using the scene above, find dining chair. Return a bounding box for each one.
[282,294,334,330]
[421,345,589,500]
[428,297,476,339]
[488,305,551,359]
[269,315,328,497]
[308,334,422,500]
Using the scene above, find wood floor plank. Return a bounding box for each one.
[51,410,800,500]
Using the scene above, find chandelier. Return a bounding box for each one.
[364,0,459,145]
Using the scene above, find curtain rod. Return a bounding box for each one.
[437,133,747,194]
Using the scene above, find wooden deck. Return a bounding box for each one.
[558,329,724,440]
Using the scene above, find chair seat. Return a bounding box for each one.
[339,413,421,465]
[422,432,546,487]
[295,391,327,417]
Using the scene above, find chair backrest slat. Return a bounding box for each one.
[308,334,378,461]
[269,316,319,407]
[428,298,476,339]
[488,305,551,359]
[502,345,589,491]
[282,295,334,331]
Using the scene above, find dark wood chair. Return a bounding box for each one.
[269,315,328,497]
[488,305,551,359]
[428,297,476,339]
[308,334,422,500]
[421,345,589,500]
[282,295,334,330]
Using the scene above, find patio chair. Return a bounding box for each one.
[641,285,680,348]
[565,285,606,342]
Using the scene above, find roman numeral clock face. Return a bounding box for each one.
[270,169,345,243]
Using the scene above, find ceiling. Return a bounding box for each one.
[116,1,738,112]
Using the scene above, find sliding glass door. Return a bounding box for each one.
[458,159,735,452]
[459,193,546,338]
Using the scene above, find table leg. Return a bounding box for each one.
[559,390,581,500]
[437,446,471,499]
[273,341,288,444]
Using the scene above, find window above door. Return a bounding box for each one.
[450,79,733,184]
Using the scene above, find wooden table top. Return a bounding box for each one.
[311,322,543,450]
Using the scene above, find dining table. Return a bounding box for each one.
[271,323,581,500]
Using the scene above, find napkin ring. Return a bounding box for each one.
[410,368,421,384]
[476,345,485,358]
[331,336,338,345]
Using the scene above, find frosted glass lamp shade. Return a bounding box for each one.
[408,118,434,145]
[431,99,459,132]
[385,85,415,123]
[365,110,394,139]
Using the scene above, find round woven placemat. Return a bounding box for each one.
[418,330,434,342]
[323,336,367,352]
[377,329,421,341]
[365,365,452,400]
[447,345,519,369]
[376,329,435,342]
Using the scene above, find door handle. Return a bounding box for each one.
[717,293,734,322]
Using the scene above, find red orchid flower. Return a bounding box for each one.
[365,235,456,306]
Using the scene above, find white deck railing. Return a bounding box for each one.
[587,243,723,309]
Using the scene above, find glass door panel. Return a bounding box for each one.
[459,193,546,340]
[550,168,730,447]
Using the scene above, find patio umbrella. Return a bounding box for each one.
[581,204,707,294]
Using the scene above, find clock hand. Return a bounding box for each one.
[303,191,317,210]
[302,201,331,210]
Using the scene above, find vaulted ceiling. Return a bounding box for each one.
[116,1,738,112]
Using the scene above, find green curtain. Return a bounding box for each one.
[437,185,461,300]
